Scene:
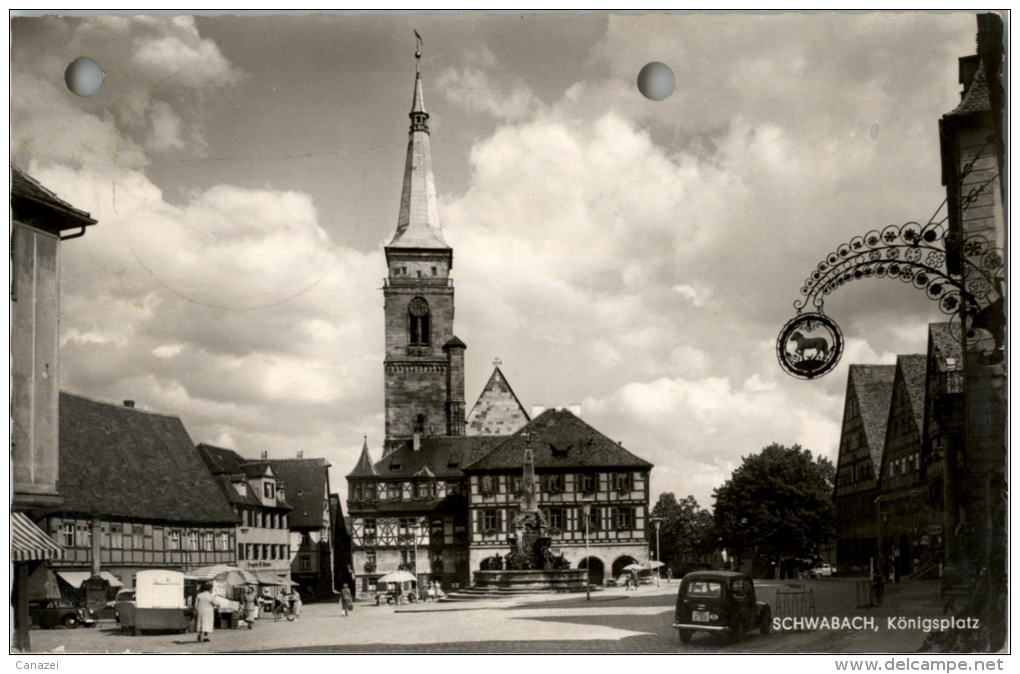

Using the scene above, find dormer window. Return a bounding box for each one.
[408,297,430,346]
[264,482,275,499]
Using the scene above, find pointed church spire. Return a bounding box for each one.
[348,435,379,477]
[388,31,450,251]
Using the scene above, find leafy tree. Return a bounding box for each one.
[712,443,835,569]
[650,492,717,568]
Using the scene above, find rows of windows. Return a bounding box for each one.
[886,452,921,478]
[350,481,450,502]
[57,521,231,552]
[241,509,288,529]
[237,542,291,561]
[477,506,636,533]
[479,472,635,496]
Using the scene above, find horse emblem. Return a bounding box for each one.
[777,313,843,379]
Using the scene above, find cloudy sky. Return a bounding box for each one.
[11,11,978,507]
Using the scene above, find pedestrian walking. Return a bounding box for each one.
[194,583,222,642]
[340,584,354,617]
[290,589,302,619]
[666,567,673,582]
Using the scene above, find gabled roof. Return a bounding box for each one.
[347,437,379,478]
[848,364,896,474]
[463,408,653,471]
[196,443,246,476]
[239,461,273,480]
[57,392,237,525]
[11,164,97,231]
[896,354,928,433]
[466,367,531,437]
[266,458,330,529]
[928,322,962,373]
[373,436,504,480]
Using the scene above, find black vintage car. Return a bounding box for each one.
[29,599,98,629]
[672,571,771,644]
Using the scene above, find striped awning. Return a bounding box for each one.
[11,512,62,562]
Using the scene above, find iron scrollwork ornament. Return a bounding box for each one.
[776,312,844,380]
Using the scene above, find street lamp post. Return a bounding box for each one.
[581,503,591,601]
[650,517,663,586]
[413,519,422,600]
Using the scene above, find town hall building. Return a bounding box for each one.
[346,52,653,592]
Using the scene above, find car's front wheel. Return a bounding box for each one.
[678,629,692,644]
[62,614,80,629]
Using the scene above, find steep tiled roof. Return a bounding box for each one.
[464,408,653,471]
[374,436,504,480]
[928,322,962,372]
[197,443,246,475]
[466,367,531,436]
[347,437,379,478]
[11,164,97,229]
[267,458,330,529]
[849,365,896,474]
[897,354,928,432]
[947,65,991,117]
[58,393,237,525]
[214,474,261,507]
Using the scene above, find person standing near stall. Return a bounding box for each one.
[289,588,302,619]
[339,584,354,617]
[243,586,258,629]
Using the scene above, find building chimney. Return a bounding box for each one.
[413,432,421,452]
[261,450,268,460]
[123,400,135,408]
[297,450,303,459]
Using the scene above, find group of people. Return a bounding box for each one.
[193,583,303,643]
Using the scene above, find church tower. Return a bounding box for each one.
[383,45,466,454]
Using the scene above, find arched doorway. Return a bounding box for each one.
[578,557,605,585]
[479,557,499,571]
[612,555,639,579]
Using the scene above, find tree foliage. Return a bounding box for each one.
[712,443,835,563]
[650,492,717,565]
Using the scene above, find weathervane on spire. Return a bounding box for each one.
[414,29,423,61]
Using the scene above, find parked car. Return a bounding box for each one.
[810,563,835,577]
[673,571,771,644]
[29,599,97,629]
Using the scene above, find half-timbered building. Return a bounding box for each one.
[833,364,895,573]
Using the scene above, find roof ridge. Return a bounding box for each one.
[58,391,183,419]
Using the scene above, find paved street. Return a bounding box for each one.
[28,578,943,654]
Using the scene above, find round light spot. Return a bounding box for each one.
[637,62,675,101]
[64,57,104,97]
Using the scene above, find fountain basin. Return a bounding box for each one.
[472,568,588,593]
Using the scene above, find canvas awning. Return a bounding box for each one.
[56,570,123,588]
[254,571,290,586]
[11,512,62,562]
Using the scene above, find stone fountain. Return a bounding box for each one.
[469,443,587,594]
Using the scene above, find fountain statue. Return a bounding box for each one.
[467,436,586,594]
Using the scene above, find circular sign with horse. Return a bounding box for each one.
[776,312,844,379]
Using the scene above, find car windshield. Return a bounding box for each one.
[686,580,723,598]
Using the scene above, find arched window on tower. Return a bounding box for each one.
[408,297,431,346]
